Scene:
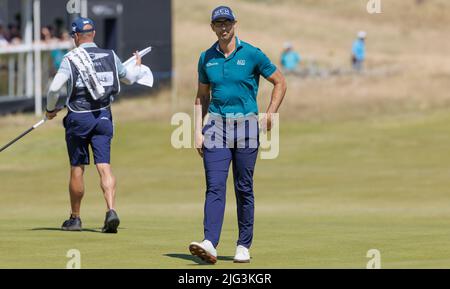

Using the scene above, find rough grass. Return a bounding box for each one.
[173,0,450,121]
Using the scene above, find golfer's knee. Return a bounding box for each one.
[234,179,253,195]
[207,182,226,195]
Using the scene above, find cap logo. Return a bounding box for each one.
[212,6,235,21]
[215,8,230,17]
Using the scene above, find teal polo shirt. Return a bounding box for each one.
[198,37,277,117]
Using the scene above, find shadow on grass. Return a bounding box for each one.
[30,227,102,233]
[164,253,235,265]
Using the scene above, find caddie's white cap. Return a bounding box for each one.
[283,41,293,49]
[357,31,367,39]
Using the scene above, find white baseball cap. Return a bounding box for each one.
[283,42,293,49]
[357,31,367,39]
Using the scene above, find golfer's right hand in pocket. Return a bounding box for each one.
[195,131,204,158]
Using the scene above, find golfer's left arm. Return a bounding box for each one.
[264,69,287,130]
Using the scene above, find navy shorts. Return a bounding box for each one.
[63,109,114,166]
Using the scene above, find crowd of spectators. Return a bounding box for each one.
[0,22,72,47]
[0,23,22,46]
[0,21,73,78]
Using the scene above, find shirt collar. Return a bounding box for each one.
[214,36,242,55]
[79,42,98,48]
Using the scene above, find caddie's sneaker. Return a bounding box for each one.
[233,245,251,263]
[189,240,217,264]
[61,215,82,231]
[102,209,120,233]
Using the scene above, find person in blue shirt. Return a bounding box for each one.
[352,31,367,72]
[189,6,287,264]
[50,31,71,74]
[280,42,301,74]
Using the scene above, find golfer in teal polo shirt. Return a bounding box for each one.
[189,6,287,264]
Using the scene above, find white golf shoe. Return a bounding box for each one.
[189,240,217,264]
[233,245,251,263]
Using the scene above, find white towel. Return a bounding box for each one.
[67,47,106,100]
[123,47,154,87]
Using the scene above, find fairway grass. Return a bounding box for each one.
[2,109,450,268]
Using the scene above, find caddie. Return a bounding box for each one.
[45,17,144,233]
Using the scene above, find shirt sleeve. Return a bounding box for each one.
[46,72,70,111]
[198,53,210,84]
[254,48,277,78]
[113,51,127,79]
[46,58,71,111]
[56,57,72,79]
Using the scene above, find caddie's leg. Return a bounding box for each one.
[96,163,116,210]
[69,165,85,217]
[91,110,115,210]
[65,111,91,218]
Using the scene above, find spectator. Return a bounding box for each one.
[59,30,71,42]
[280,42,301,74]
[7,24,22,44]
[41,26,57,43]
[0,25,8,46]
[351,31,366,72]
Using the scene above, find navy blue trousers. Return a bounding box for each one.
[202,117,259,249]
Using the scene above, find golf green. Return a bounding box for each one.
[2,110,450,268]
